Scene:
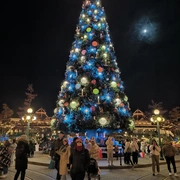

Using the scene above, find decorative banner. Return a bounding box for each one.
[99,117,107,126]
[93,88,99,94]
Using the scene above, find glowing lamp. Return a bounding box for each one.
[32,116,36,121]
[154,109,160,115]
[157,117,161,122]
[26,115,31,120]
[27,108,33,114]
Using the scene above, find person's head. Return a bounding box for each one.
[85,139,89,144]
[73,136,78,142]
[19,135,28,142]
[165,140,171,145]
[58,131,65,139]
[108,136,112,141]
[63,138,68,145]
[4,140,10,147]
[91,140,95,146]
[133,138,137,142]
[152,139,157,146]
[75,138,84,151]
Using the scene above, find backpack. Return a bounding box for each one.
[16,144,25,158]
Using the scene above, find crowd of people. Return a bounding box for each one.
[0,132,179,179]
[0,135,34,179]
[49,131,101,180]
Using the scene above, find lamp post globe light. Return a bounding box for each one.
[150,109,165,160]
[22,108,36,142]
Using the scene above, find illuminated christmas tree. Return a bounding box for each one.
[53,0,134,133]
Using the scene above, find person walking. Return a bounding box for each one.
[149,139,161,176]
[131,138,139,165]
[69,138,90,180]
[105,136,114,166]
[124,139,134,169]
[56,138,71,180]
[14,135,30,180]
[162,140,178,177]
[53,131,65,180]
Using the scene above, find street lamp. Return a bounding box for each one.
[22,108,36,142]
[150,109,165,160]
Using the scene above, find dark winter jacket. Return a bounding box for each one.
[69,148,90,174]
[52,137,64,161]
[15,139,30,170]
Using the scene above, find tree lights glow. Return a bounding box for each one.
[53,0,133,132]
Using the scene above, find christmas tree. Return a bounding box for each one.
[53,0,134,133]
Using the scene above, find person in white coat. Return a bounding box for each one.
[56,138,71,180]
[105,136,114,166]
[149,139,161,176]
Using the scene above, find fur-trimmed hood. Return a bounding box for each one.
[17,135,28,144]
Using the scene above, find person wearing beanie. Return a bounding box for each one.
[14,134,30,180]
[69,138,90,180]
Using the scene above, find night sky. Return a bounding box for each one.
[1,0,180,116]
